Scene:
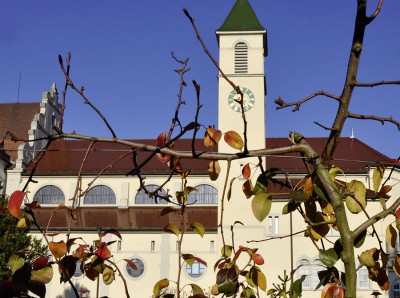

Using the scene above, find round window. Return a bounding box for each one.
[126,258,145,278]
[185,261,206,279]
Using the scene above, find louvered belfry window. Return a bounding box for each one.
[235,42,248,74]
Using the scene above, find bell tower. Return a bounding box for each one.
[216,0,268,226]
[216,0,267,152]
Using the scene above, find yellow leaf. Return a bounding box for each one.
[163,224,180,237]
[251,192,272,222]
[204,127,222,147]
[16,218,27,229]
[49,241,67,259]
[345,180,367,214]
[257,271,267,291]
[373,165,385,193]
[32,266,53,284]
[102,265,115,285]
[224,131,243,150]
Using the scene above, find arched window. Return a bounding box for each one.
[357,265,370,289]
[298,258,323,290]
[33,185,64,204]
[126,258,145,278]
[235,42,248,74]
[187,184,218,204]
[84,185,116,204]
[299,259,311,289]
[392,278,400,298]
[135,184,167,204]
[185,261,206,279]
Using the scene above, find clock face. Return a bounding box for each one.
[228,87,255,112]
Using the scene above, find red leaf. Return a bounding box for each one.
[204,127,222,147]
[95,242,112,259]
[252,253,264,265]
[378,185,392,197]
[242,163,251,179]
[124,258,138,270]
[100,229,122,240]
[155,132,171,163]
[33,256,49,271]
[396,208,400,219]
[193,256,207,267]
[8,190,25,218]
[224,131,243,150]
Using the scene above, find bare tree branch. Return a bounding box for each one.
[274,91,340,112]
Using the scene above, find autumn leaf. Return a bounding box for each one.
[190,222,205,238]
[242,163,251,179]
[204,127,222,147]
[124,259,138,270]
[153,278,169,297]
[345,180,367,214]
[386,224,397,248]
[100,229,122,240]
[155,132,171,163]
[224,131,243,150]
[163,224,180,236]
[372,165,385,193]
[208,160,221,181]
[8,190,25,218]
[102,265,115,285]
[32,266,53,284]
[49,241,67,259]
[95,242,112,259]
[242,179,253,199]
[252,253,264,265]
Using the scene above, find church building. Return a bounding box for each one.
[3,1,400,297]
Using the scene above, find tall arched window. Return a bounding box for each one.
[187,184,218,204]
[84,185,116,204]
[33,185,64,204]
[135,184,167,204]
[392,278,400,298]
[298,258,323,290]
[235,42,248,74]
[298,259,311,289]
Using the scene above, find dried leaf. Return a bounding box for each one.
[242,179,253,199]
[204,127,222,147]
[386,224,397,248]
[49,241,67,259]
[372,165,385,193]
[208,160,221,181]
[345,180,367,214]
[100,229,122,240]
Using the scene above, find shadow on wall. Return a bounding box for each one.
[55,282,93,298]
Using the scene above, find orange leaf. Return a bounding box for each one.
[95,242,112,259]
[242,163,251,179]
[204,127,222,147]
[156,132,171,163]
[49,241,67,259]
[8,190,25,218]
[252,253,264,265]
[224,131,243,150]
[321,283,344,298]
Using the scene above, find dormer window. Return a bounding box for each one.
[235,42,248,74]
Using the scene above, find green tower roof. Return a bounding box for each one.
[217,0,265,32]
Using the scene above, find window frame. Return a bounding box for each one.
[33,185,65,205]
[185,260,206,279]
[134,184,168,204]
[187,184,218,205]
[125,258,145,279]
[83,185,116,205]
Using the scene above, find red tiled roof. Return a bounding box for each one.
[23,139,212,176]
[23,137,391,176]
[32,206,218,231]
[0,102,40,161]
[265,137,391,173]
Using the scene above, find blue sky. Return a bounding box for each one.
[1,0,399,158]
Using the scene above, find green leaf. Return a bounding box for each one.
[290,275,306,298]
[190,222,205,238]
[217,268,238,294]
[319,248,339,267]
[282,201,298,215]
[32,266,53,284]
[190,283,205,295]
[221,245,233,258]
[313,184,328,202]
[345,180,367,214]
[328,165,342,181]
[8,254,25,274]
[251,192,272,222]
[373,165,386,193]
[354,229,367,248]
[290,190,309,203]
[163,224,180,236]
